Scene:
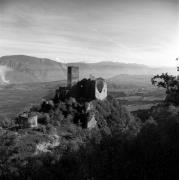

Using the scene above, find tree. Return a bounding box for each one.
[151,73,178,94]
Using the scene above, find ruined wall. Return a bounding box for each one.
[85,102,97,129]
[69,78,107,101]
[87,114,97,129]
[95,78,107,100]
[54,87,70,102]
[28,115,38,128]
[18,113,38,128]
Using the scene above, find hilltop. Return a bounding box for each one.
[0,78,142,179]
[0,78,179,179]
[0,66,178,179]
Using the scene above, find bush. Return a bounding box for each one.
[0,115,14,128]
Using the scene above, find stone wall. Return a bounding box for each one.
[85,102,97,129]
[18,113,38,128]
[95,78,107,100]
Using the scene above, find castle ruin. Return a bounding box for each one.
[18,112,38,128]
[17,66,107,129]
[54,66,108,129]
[95,78,107,101]
[56,66,107,101]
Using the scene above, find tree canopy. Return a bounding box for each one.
[151,73,178,94]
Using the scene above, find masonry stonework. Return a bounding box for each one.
[18,113,38,128]
[67,66,79,87]
[95,78,107,100]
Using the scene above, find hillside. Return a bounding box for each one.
[0,81,64,119]
[0,55,176,84]
[0,82,142,179]
[0,55,66,84]
[108,74,153,88]
[68,61,176,79]
[1,81,179,179]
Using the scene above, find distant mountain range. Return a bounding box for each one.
[0,55,66,84]
[0,55,176,84]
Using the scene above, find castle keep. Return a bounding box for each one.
[67,66,79,87]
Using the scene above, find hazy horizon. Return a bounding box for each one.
[0,0,178,66]
[0,54,178,69]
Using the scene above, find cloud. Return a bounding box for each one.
[0,65,11,84]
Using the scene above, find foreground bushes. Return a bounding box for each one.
[2,96,179,179]
[3,111,179,180]
[16,105,179,180]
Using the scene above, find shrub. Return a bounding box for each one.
[0,115,14,129]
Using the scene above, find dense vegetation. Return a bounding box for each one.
[1,74,179,179]
[0,90,142,179]
[2,103,179,179]
[151,73,179,105]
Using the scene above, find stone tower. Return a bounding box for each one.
[67,66,79,87]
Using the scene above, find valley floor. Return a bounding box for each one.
[0,81,165,120]
[0,81,62,119]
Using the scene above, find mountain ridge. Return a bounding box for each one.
[0,55,176,84]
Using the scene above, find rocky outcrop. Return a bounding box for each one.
[35,134,60,154]
[85,102,97,129]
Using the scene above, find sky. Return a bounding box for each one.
[0,0,178,66]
